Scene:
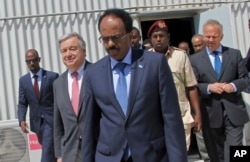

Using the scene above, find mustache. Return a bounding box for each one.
[108,46,118,50]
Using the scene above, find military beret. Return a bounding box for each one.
[147,20,168,38]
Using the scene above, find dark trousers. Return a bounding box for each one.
[37,118,57,162]
[121,157,133,162]
[204,111,244,162]
[75,139,82,162]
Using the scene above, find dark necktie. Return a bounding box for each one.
[33,75,40,97]
[213,51,221,79]
[115,63,128,115]
[71,72,79,115]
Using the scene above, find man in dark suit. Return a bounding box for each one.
[81,8,187,162]
[53,32,91,162]
[190,19,250,162]
[244,19,250,72]
[130,26,145,50]
[244,48,250,72]
[242,18,250,147]
[18,49,59,162]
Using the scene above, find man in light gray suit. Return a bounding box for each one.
[53,32,91,162]
[81,8,187,162]
[190,19,250,162]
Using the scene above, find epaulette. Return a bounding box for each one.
[166,46,176,56]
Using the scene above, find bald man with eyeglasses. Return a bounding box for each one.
[18,49,59,162]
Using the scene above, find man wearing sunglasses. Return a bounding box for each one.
[17,49,59,162]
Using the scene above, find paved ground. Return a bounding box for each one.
[187,133,204,162]
[188,153,203,162]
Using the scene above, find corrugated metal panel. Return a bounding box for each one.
[231,2,250,57]
[0,0,249,120]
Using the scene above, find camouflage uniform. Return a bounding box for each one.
[149,46,197,150]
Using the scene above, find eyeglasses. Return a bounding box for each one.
[98,33,127,43]
[25,58,40,64]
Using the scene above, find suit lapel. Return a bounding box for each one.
[102,51,145,119]
[126,50,144,119]
[39,69,47,99]
[201,51,218,79]
[219,46,230,80]
[78,61,91,118]
[60,71,74,115]
[102,57,126,118]
[25,74,37,97]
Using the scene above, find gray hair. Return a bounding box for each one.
[203,19,223,34]
[191,34,204,40]
[58,32,86,49]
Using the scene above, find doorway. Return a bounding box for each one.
[140,17,195,54]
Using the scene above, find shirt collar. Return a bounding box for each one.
[68,61,86,76]
[149,46,172,56]
[206,45,222,55]
[110,47,132,69]
[30,68,42,78]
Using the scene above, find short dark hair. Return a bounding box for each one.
[132,26,140,33]
[25,49,39,57]
[143,39,152,45]
[98,8,133,33]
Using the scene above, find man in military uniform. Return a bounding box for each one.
[148,20,202,151]
[191,33,210,161]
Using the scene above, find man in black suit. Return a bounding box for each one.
[190,19,250,162]
[18,49,58,162]
[81,8,187,162]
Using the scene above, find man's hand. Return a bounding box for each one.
[20,121,29,133]
[57,158,62,162]
[193,114,202,132]
[222,83,234,93]
[209,82,226,94]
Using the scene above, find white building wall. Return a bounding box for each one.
[0,0,249,120]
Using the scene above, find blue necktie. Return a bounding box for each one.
[213,51,221,79]
[115,63,131,160]
[115,63,128,115]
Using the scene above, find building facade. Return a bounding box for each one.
[0,0,250,120]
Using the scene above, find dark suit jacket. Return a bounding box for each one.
[53,61,91,161]
[244,47,250,71]
[18,69,59,134]
[190,46,250,128]
[82,49,187,162]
